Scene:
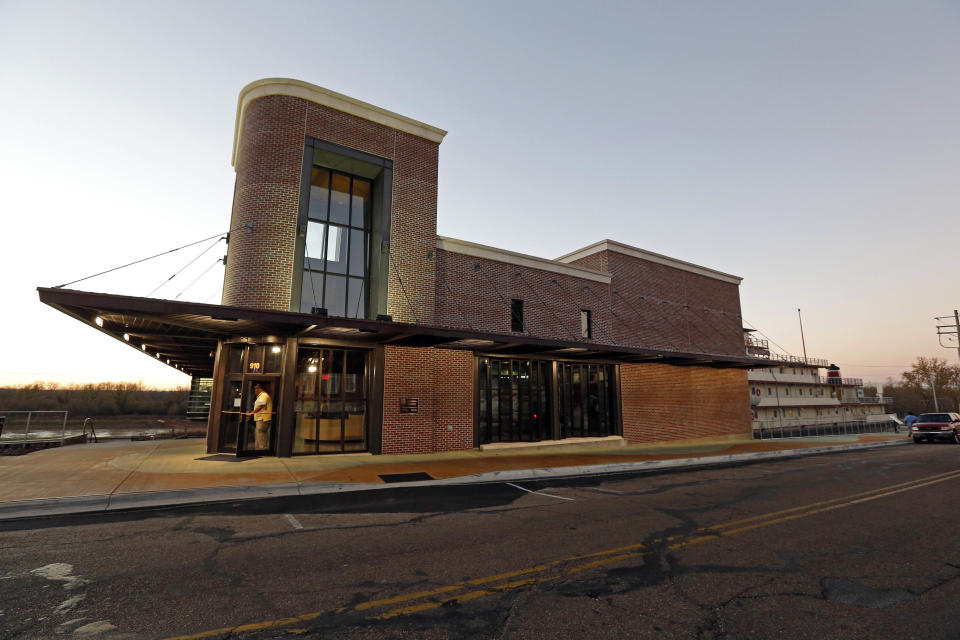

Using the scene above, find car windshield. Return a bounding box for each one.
[917,413,951,423]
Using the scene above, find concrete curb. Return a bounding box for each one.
[0,439,909,522]
[434,439,910,485]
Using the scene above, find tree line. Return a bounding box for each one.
[864,357,960,417]
[0,382,188,416]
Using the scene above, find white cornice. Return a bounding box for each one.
[232,78,448,167]
[437,237,612,284]
[556,240,742,285]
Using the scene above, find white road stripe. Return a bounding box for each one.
[283,513,304,530]
[505,482,575,501]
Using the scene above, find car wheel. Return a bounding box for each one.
[953,430,960,445]
[913,437,922,444]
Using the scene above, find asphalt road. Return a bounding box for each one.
[2,442,959,639]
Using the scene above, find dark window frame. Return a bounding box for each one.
[510,299,524,332]
[291,137,393,319]
[580,309,592,339]
[301,167,372,318]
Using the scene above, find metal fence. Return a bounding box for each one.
[761,354,830,367]
[752,418,900,440]
[0,411,70,444]
[819,376,863,386]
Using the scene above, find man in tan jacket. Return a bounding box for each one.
[251,382,273,450]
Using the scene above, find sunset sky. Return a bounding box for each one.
[1,0,958,388]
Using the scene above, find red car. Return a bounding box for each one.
[911,412,960,444]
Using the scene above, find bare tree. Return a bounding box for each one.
[900,357,960,413]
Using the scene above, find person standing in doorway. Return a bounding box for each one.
[251,382,273,450]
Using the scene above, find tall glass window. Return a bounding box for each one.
[558,362,616,438]
[478,357,552,444]
[300,167,372,318]
[293,348,367,454]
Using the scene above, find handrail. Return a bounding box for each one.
[0,410,69,442]
[745,353,830,367]
[751,417,897,440]
[82,417,97,443]
[820,376,863,386]
[221,411,276,417]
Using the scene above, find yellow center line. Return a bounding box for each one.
[163,468,960,640]
[467,564,552,585]
[351,564,552,612]
[703,468,960,533]
[567,551,643,574]
[352,585,462,611]
[375,576,558,619]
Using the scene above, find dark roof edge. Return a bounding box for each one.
[37,288,767,369]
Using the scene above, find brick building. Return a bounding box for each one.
[40,78,762,457]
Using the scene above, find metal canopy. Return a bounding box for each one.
[38,287,773,377]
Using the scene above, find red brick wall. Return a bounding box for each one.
[382,345,473,454]
[225,94,439,322]
[436,247,743,357]
[224,95,305,309]
[434,249,612,343]
[603,251,743,357]
[620,363,751,442]
[565,251,607,274]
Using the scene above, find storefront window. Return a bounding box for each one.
[558,362,617,439]
[293,348,367,454]
[478,358,553,444]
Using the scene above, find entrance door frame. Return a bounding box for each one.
[207,338,287,457]
[235,374,282,456]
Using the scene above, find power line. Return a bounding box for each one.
[471,263,522,329]
[148,237,225,298]
[516,272,581,341]
[742,319,795,357]
[835,363,911,368]
[53,223,251,289]
[388,251,419,324]
[935,309,960,362]
[441,281,477,331]
[175,258,224,300]
[304,235,319,311]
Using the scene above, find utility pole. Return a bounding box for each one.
[797,308,808,364]
[930,375,940,411]
[935,309,960,363]
[955,309,959,363]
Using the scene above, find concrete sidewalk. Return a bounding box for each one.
[0,433,910,520]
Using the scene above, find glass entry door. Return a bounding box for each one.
[293,348,368,454]
[237,377,279,456]
[218,377,279,455]
[216,342,284,455]
[218,380,243,453]
[477,357,552,444]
